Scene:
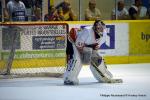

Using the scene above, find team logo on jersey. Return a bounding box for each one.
[100,25,115,49]
[80,25,115,49]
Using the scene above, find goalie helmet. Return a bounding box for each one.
[93,20,106,37]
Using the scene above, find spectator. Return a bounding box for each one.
[0,0,9,22]
[21,0,34,8]
[0,1,1,20]
[32,0,42,21]
[148,4,150,19]
[44,5,59,21]
[32,6,41,21]
[56,0,77,21]
[111,0,129,20]
[57,7,66,21]
[7,0,27,21]
[85,0,101,21]
[129,0,148,20]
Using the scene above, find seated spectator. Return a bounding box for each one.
[0,3,2,21]
[129,0,148,20]
[33,7,41,21]
[44,5,59,21]
[148,5,150,19]
[57,7,65,21]
[21,0,34,8]
[7,0,27,21]
[0,1,9,22]
[85,0,101,21]
[56,0,77,21]
[32,1,41,21]
[111,0,129,20]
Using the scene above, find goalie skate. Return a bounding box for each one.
[107,78,123,83]
[64,79,79,85]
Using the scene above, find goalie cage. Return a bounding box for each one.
[0,22,68,78]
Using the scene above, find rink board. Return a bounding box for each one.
[67,20,150,64]
[0,21,150,69]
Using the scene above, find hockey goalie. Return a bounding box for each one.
[64,20,123,85]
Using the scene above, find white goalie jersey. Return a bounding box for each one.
[73,26,107,49]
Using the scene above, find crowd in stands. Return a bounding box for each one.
[0,0,150,22]
[44,0,77,21]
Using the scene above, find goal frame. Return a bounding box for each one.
[0,22,69,77]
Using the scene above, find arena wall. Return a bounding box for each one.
[67,20,150,64]
[0,20,150,69]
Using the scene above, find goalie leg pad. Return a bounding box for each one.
[90,64,123,83]
[91,51,113,79]
[90,51,122,83]
[64,44,82,85]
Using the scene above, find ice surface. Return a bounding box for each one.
[0,63,150,100]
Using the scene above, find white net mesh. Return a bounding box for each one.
[0,22,68,78]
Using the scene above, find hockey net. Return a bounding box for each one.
[0,22,68,78]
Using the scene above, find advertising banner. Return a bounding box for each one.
[0,23,68,59]
[0,21,150,65]
[129,22,150,55]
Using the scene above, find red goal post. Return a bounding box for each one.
[0,22,68,78]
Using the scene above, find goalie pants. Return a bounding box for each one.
[64,42,113,84]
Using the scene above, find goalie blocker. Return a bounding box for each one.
[64,20,123,85]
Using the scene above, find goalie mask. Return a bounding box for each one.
[93,20,105,37]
